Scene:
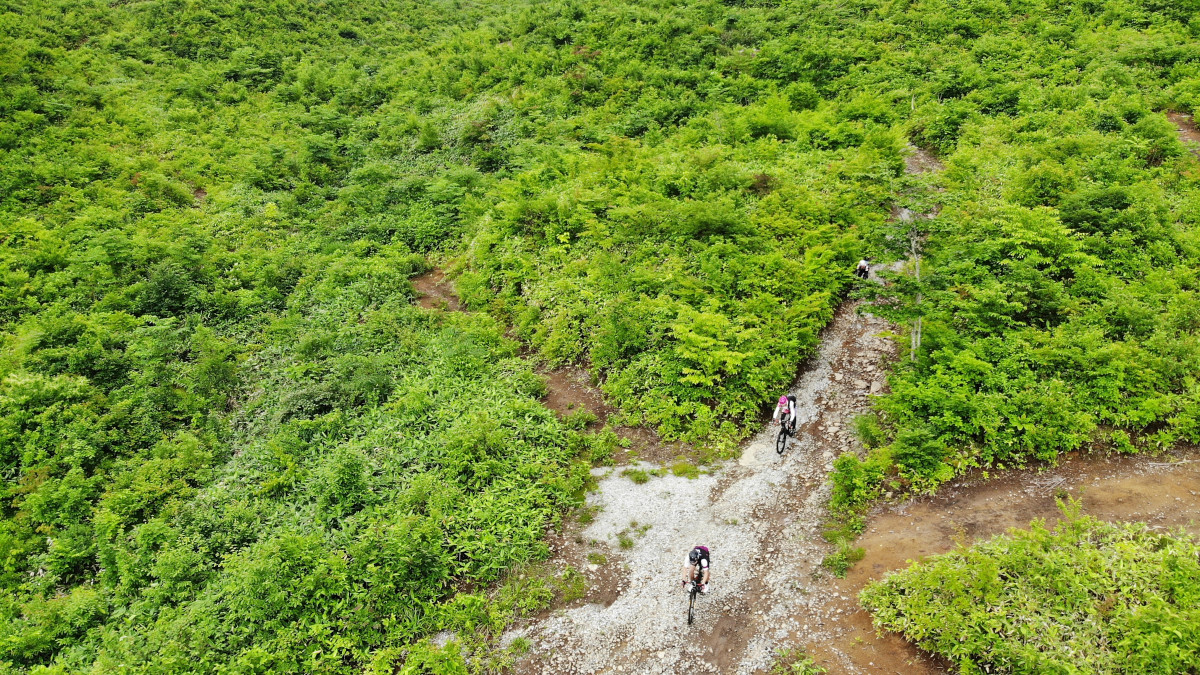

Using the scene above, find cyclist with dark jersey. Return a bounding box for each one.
[681,545,710,594]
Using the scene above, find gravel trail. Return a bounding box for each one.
[509,303,895,674]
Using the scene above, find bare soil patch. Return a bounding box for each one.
[412,268,462,311]
[903,144,944,174]
[411,268,685,464]
[1168,112,1200,155]
[541,366,615,422]
[539,364,690,465]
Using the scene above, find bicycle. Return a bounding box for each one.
[686,577,702,625]
[776,418,796,454]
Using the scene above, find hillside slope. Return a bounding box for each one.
[2,0,1200,673]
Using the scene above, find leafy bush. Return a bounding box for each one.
[861,507,1200,675]
[5,0,1200,670]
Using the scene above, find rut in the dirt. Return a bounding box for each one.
[507,303,896,675]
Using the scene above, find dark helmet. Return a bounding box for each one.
[689,548,701,564]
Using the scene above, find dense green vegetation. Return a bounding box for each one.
[861,506,1200,674]
[3,0,1200,671]
[1,0,609,671]
[817,1,1200,506]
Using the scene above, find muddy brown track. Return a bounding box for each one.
[1168,112,1200,156]
[811,448,1200,674]
[412,268,462,311]
[539,366,688,465]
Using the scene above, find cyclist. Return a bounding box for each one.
[774,394,798,435]
[855,259,870,279]
[681,545,710,594]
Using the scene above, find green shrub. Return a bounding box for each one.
[563,409,599,430]
[829,453,886,514]
[622,468,650,484]
[852,413,886,449]
[861,508,1200,674]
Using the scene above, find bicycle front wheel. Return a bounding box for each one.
[776,427,788,454]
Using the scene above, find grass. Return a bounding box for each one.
[554,567,588,604]
[670,459,701,479]
[770,648,827,675]
[622,468,650,484]
[615,521,652,550]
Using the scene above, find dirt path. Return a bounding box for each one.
[412,268,461,311]
[507,296,1200,674]
[507,303,897,674]
[502,138,1200,673]
[414,269,690,465]
[539,366,690,465]
[816,448,1200,673]
[1168,112,1200,156]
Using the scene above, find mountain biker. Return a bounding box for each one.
[855,259,870,279]
[774,394,798,435]
[681,545,710,594]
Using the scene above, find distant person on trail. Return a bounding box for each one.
[855,259,870,279]
[681,545,711,594]
[774,394,798,435]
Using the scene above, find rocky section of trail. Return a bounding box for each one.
[507,303,898,675]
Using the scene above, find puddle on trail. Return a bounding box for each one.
[811,447,1200,674]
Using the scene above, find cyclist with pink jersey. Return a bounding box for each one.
[774,394,798,434]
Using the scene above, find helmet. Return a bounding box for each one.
[778,396,789,407]
[688,549,701,564]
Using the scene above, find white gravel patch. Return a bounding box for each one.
[508,307,894,674]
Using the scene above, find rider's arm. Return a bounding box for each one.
[772,406,781,421]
